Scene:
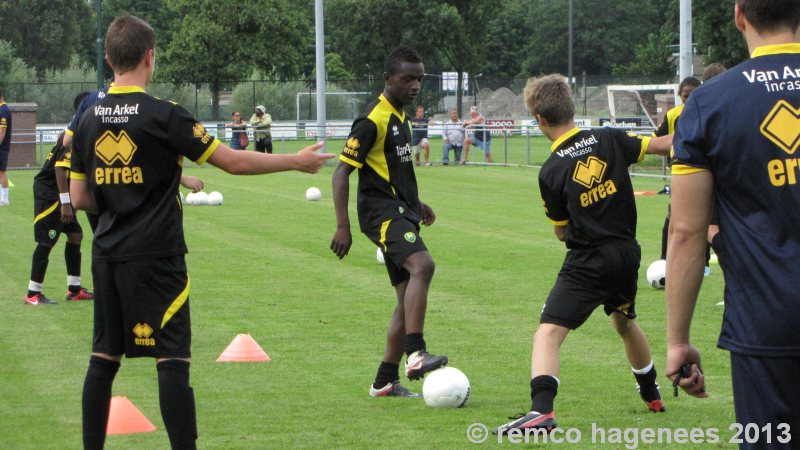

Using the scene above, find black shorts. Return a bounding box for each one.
[92,255,191,358]
[364,217,428,286]
[541,240,640,329]
[33,201,82,245]
[730,352,800,449]
[0,148,8,171]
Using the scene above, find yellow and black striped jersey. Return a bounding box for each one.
[339,94,420,231]
[33,142,71,204]
[71,86,220,262]
[539,127,650,249]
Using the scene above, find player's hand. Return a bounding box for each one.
[60,204,74,223]
[421,202,436,226]
[180,175,204,193]
[296,141,336,173]
[181,175,204,193]
[666,343,707,398]
[330,227,352,259]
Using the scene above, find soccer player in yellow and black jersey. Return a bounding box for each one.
[25,131,93,305]
[330,46,448,398]
[496,75,673,434]
[653,77,701,263]
[69,14,332,450]
[667,1,800,443]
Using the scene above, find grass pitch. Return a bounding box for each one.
[0,146,736,449]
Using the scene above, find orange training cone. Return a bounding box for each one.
[217,334,271,362]
[106,396,157,435]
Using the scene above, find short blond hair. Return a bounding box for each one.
[524,74,574,126]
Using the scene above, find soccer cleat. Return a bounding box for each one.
[65,288,94,301]
[369,381,421,398]
[495,411,557,434]
[636,383,665,412]
[24,292,58,305]
[405,351,448,380]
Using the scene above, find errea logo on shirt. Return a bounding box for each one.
[343,137,360,158]
[193,123,213,144]
[94,130,144,185]
[572,156,618,207]
[763,100,800,187]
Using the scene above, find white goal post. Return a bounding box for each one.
[606,84,679,128]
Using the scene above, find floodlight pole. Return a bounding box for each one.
[568,0,573,91]
[95,0,103,89]
[679,0,693,81]
[314,0,327,146]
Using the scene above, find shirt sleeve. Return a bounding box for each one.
[652,118,668,137]
[54,145,71,169]
[539,172,569,226]
[168,105,220,165]
[339,118,377,169]
[612,128,650,165]
[672,96,711,175]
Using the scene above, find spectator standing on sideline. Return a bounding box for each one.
[667,2,800,447]
[0,88,12,206]
[70,14,332,450]
[441,107,464,166]
[411,105,431,166]
[460,105,493,165]
[226,111,248,150]
[250,105,272,153]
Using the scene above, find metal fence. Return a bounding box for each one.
[3,74,676,125]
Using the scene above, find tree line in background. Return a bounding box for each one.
[0,0,748,120]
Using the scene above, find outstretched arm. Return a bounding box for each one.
[207,141,333,175]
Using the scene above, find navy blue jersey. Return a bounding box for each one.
[65,85,110,138]
[673,43,800,357]
[0,101,11,154]
[339,94,420,231]
[539,127,649,249]
[71,86,220,262]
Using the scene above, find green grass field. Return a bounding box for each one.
[0,147,736,449]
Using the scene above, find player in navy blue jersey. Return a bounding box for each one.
[331,47,448,398]
[496,74,672,434]
[70,14,332,450]
[667,1,800,448]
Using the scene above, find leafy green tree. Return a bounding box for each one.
[0,0,93,78]
[160,0,312,120]
[0,41,40,101]
[613,28,676,79]
[693,0,747,68]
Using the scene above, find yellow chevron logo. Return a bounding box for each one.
[761,100,800,155]
[573,156,607,189]
[95,130,137,166]
[133,323,154,339]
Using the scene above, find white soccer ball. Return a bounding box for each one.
[305,187,321,201]
[208,191,223,206]
[194,191,209,206]
[647,259,667,289]
[376,247,385,264]
[422,367,471,408]
[185,192,197,205]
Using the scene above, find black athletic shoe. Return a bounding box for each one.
[405,351,448,380]
[495,411,557,435]
[369,381,421,398]
[24,292,58,305]
[636,383,666,412]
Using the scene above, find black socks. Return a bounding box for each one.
[531,375,559,414]
[157,359,198,450]
[82,355,120,450]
